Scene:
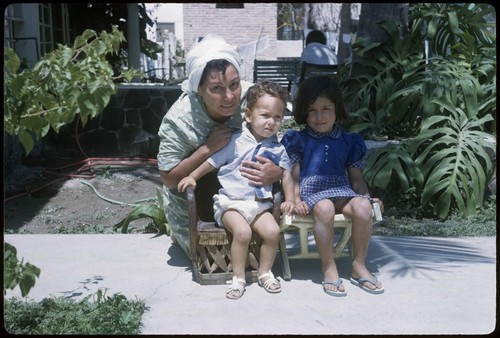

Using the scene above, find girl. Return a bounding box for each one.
[281,76,384,296]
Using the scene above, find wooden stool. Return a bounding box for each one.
[278,203,382,280]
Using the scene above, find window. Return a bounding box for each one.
[277,3,304,41]
[216,4,244,9]
[38,3,53,55]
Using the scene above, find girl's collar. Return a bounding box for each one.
[305,124,342,139]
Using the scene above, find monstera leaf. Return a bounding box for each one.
[363,142,423,193]
[409,97,495,218]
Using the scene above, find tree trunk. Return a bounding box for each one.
[337,3,352,64]
[350,3,409,79]
[357,3,409,45]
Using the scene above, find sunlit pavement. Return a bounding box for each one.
[4,234,496,335]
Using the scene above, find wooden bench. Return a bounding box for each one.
[253,59,301,93]
[278,203,382,280]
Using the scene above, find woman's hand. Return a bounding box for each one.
[205,125,233,154]
[240,155,282,186]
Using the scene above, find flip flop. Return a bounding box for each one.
[350,275,384,294]
[322,280,347,297]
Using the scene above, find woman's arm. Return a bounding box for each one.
[160,125,233,189]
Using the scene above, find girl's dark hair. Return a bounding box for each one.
[293,76,347,125]
[246,80,289,111]
[199,59,234,87]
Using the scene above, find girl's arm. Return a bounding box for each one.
[347,167,370,196]
[177,161,216,192]
[280,169,295,215]
[291,163,309,215]
[348,167,384,211]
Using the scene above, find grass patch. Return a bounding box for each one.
[4,289,145,335]
[373,196,496,237]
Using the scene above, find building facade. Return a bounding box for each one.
[182,3,301,81]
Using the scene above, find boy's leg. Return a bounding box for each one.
[222,210,252,279]
[252,211,281,292]
[252,211,280,273]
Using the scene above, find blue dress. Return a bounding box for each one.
[281,125,366,210]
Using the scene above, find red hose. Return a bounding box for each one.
[5,115,158,203]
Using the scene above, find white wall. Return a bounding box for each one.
[145,3,184,48]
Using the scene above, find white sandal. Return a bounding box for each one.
[258,270,282,294]
[226,276,246,300]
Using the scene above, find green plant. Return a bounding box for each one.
[4,289,145,335]
[4,26,140,154]
[375,195,496,237]
[112,188,169,235]
[408,99,495,218]
[4,243,41,297]
[344,3,496,219]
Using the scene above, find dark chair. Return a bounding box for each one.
[298,62,339,85]
[186,171,282,285]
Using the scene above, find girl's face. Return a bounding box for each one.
[245,94,285,142]
[306,96,336,133]
[197,64,242,122]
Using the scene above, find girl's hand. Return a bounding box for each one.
[294,201,309,215]
[370,197,384,213]
[280,201,295,215]
[177,176,196,192]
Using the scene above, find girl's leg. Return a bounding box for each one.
[252,211,281,291]
[338,197,383,291]
[311,199,345,293]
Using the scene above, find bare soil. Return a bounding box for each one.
[4,157,163,235]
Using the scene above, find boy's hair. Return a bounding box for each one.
[246,80,289,112]
[293,75,347,125]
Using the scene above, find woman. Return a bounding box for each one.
[157,35,282,255]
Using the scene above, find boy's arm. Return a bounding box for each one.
[177,161,216,192]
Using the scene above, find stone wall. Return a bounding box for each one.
[45,84,183,158]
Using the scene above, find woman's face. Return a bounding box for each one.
[306,96,336,133]
[197,64,242,122]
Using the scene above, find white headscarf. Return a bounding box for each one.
[181,34,242,93]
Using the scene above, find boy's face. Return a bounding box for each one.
[245,94,285,141]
